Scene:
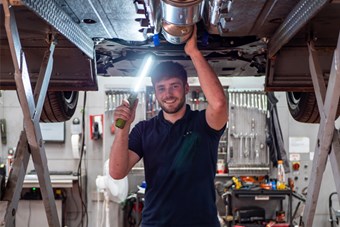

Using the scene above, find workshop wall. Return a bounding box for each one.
[1,77,339,227]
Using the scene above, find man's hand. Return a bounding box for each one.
[114,98,138,129]
[110,98,140,180]
[184,24,199,56]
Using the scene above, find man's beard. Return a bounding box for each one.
[159,96,186,114]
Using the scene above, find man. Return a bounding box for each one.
[110,26,228,227]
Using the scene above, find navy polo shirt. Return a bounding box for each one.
[129,105,225,227]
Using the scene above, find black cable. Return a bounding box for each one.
[292,201,301,223]
[81,91,88,227]
[292,191,306,203]
[28,200,31,227]
[65,186,80,223]
[77,91,88,227]
[329,192,338,227]
[61,189,68,227]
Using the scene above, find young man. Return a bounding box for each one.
[110,26,228,227]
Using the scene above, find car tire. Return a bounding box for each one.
[286,92,320,123]
[286,91,340,123]
[40,91,78,122]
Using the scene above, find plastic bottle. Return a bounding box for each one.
[277,160,286,190]
[232,177,242,189]
[7,148,15,175]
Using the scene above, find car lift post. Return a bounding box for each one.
[302,32,340,226]
[0,1,60,226]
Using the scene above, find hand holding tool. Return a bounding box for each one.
[115,92,138,129]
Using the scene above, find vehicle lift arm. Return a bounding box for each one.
[302,33,340,226]
[0,1,60,226]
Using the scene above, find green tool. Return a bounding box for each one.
[115,92,138,129]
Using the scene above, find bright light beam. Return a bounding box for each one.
[115,54,154,129]
[133,55,153,92]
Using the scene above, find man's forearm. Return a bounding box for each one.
[109,128,131,179]
[189,49,228,130]
[190,50,226,106]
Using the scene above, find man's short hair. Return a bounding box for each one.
[150,61,188,85]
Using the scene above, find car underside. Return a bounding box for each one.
[1,0,340,122]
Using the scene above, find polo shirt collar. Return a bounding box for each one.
[157,104,192,124]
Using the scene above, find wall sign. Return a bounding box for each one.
[40,122,65,142]
[289,137,309,153]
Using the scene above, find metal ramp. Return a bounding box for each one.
[301,32,340,226]
[0,1,60,226]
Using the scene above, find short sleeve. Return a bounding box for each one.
[128,122,144,158]
[199,109,226,138]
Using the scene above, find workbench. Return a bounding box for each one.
[228,189,292,227]
[23,174,78,189]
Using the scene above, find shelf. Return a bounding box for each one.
[233,189,292,198]
[216,173,229,177]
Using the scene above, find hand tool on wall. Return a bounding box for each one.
[258,93,262,112]
[250,118,255,161]
[0,119,6,145]
[247,93,251,109]
[254,93,258,110]
[251,93,255,109]
[239,132,243,162]
[262,94,267,114]
[116,55,153,129]
[239,93,243,109]
[244,133,249,160]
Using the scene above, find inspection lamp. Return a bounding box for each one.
[115,54,154,129]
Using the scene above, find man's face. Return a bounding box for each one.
[154,77,189,114]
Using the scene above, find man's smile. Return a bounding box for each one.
[163,98,177,104]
